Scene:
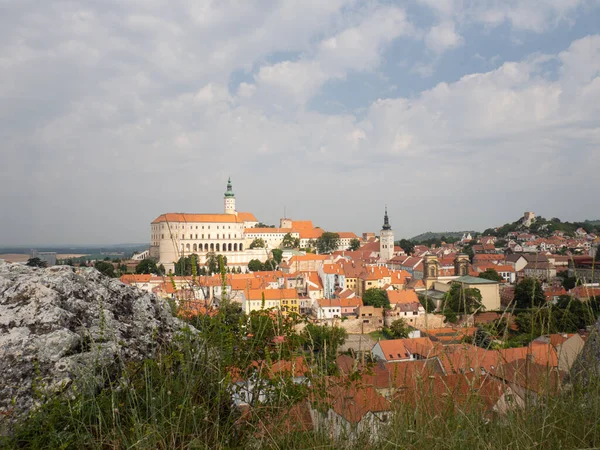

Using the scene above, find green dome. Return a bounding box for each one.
[224,177,235,198]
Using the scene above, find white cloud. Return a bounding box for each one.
[253,6,414,105]
[424,21,463,53]
[0,1,599,245]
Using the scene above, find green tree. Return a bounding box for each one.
[386,318,410,339]
[205,252,226,275]
[249,238,266,249]
[281,233,299,249]
[272,249,283,265]
[553,295,596,331]
[514,277,546,309]
[560,275,579,290]
[479,268,503,282]
[316,232,340,254]
[442,283,483,314]
[362,288,391,309]
[302,324,347,356]
[26,257,47,268]
[135,259,158,274]
[248,259,263,272]
[94,260,116,278]
[398,239,415,255]
[418,294,436,313]
[157,264,166,276]
[349,238,361,251]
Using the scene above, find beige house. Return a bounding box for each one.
[453,275,501,311]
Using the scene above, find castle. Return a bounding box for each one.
[149,179,362,272]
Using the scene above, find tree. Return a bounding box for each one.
[157,264,166,276]
[248,259,263,272]
[316,232,340,254]
[26,257,47,268]
[514,277,546,309]
[418,294,436,313]
[302,324,347,356]
[94,260,116,278]
[349,238,361,251]
[362,288,391,309]
[250,238,266,249]
[205,252,226,275]
[254,222,275,228]
[272,249,283,265]
[398,239,415,255]
[135,259,158,274]
[263,259,277,271]
[442,283,483,314]
[553,295,596,331]
[479,268,503,282]
[281,233,299,249]
[560,275,579,290]
[387,319,410,339]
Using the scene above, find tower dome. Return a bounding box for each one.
[224,177,236,214]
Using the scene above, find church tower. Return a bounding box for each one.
[380,207,394,261]
[224,177,236,214]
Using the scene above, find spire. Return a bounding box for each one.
[382,206,391,230]
[224,177,235,198]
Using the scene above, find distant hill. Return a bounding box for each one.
[410,231,476,242]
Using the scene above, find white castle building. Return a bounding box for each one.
[150,178,359,273]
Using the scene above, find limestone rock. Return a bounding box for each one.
[0,261,191,430]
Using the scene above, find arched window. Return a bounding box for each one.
[233,243,238,251]
[186,243,190,251]
[216,243,220,252]
[240,243,243,251]
[204,243,209,251]
[210,243,214,251]
[193,244,197,252]
[228,243,232,252]
[429,266,435,277]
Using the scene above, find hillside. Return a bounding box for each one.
[410,231,476,242]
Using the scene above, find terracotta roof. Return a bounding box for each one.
[237,212,258,222]
[499,343,558,367]
[120,274,152,284]
[320,380,390,424]
[245,288,299,300]
[387,290,419,305]
[290,220,314,229]
[317,298,342,308]
[490,359,561,394]
[322,263,344,275]
[152,213,248,224]
[339,297,363,308]
[375,337,434,361]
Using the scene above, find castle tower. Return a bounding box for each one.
[380,207,394,261]
[224,177,236,214]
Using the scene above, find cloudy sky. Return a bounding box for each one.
[2,0,600,246]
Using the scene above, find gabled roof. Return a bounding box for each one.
[375,337,434,361]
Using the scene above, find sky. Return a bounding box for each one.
[1,0,600,246]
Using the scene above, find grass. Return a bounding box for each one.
[3,284,600,449]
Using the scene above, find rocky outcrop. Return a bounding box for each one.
[0,261,192,430]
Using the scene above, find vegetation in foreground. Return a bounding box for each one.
[1,295,600,450]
